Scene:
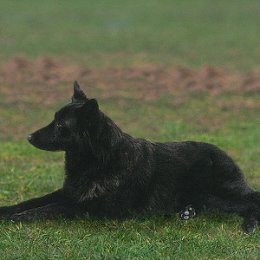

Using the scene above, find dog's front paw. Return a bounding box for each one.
[9,212,35,222]
[0,206,13,219]
[179,205,196,220]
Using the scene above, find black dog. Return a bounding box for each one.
[0,82,259,234]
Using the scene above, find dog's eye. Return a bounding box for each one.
[56,122,67,131]
[56,123,70,137]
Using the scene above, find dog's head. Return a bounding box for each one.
[28,82,101,151]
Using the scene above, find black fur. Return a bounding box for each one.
[0,81,259,234]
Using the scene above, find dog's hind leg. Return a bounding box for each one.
[241,191,260,233]
[204,194,259,234]
[179,205,197,220]
[175,182,208,221]
[8,203,84,222]
[244,191,260,214]
[0,189,65,219]
[241,209,258,234]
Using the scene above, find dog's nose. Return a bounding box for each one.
[27,134,33,141]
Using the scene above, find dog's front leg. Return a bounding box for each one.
[0,189,66,219]
[8,203,83,222]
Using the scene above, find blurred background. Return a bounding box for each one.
[0,1,259,259]
[0,0,260,69]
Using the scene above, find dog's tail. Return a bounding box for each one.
[245,191,260,208]
[244,191,260,220]
[239,191,260,233]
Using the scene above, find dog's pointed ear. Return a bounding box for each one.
[78,99,99,118]
[82,99,99,112]
[72,81,87,103]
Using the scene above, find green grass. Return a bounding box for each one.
[0,90,260,260]
[0,0,260,69]
[0,0,260,259]
[0,217,259,260]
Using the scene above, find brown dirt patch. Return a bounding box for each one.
[0,57,260,102]
[0,57,259,141]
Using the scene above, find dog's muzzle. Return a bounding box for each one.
[27,134,33,142]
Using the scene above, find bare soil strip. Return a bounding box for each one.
[0,57,259,100]
[0,57,259,140]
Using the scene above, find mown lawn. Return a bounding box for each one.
[0,89,259,260]
[0,0,260,259]
[0,0,260,69]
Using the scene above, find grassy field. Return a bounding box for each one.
[0,1,260,260]
[0,0,260,69]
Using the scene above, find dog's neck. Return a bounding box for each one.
[65,112,124,176]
